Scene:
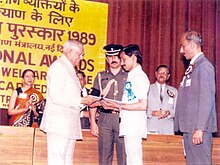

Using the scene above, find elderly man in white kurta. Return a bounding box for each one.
[40,40,96,165]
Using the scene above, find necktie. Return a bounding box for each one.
[160,85,163,102]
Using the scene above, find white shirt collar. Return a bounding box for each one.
[190,52,203,64]
[129,64,142,75]
[156,81,165,92]
[81,87,88,96]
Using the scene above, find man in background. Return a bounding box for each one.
[174,31,217,164]
[77,70,90,129]
[147,64,177,135]
[90,44,127,165]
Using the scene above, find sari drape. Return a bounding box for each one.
[9,87,45,128]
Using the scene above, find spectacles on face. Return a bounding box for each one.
[71,49,85,58]
[157,71,169,75]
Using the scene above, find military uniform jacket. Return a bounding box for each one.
[92,69,128,101]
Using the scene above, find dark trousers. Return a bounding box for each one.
[98,112,126,165]
[183,132,212,165]
[80,117,90,129]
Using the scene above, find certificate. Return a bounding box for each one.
[90,95,122,104]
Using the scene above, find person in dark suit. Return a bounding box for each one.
[147,65,178,135]
[174,30,217,165]
[77,70,90,129]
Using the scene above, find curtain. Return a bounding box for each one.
[93,0,220,135]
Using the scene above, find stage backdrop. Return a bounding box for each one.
[0,0,108,108]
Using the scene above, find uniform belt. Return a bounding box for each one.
[100,109,119,114]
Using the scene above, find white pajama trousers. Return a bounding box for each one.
[124,135,143,165]
[46,133,76,165]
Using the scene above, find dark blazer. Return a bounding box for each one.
[174,54,217,133]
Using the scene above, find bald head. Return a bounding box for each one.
[181,30,203,47]
[179,30,202,60]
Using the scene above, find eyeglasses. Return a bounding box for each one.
[157,71,169,75]
[71,48,85,57]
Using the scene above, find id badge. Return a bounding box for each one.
[19,93,27,99]
[168,97,174,104]
[185,79,191,87]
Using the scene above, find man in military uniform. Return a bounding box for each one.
[90,44,127,165]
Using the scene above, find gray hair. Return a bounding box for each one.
[184,30,203,46]
[63,40,84,53]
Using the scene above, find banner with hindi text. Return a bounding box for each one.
[0,0,108,108]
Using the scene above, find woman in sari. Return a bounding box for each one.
[8,69,45,128]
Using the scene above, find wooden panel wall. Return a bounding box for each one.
[1,126,220,164]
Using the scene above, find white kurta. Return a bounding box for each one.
[40,55,82,139]
[119,65,150,138]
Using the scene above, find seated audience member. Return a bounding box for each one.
[147,65,178,135]
[8,69,45,128]
[77,70,90,129]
